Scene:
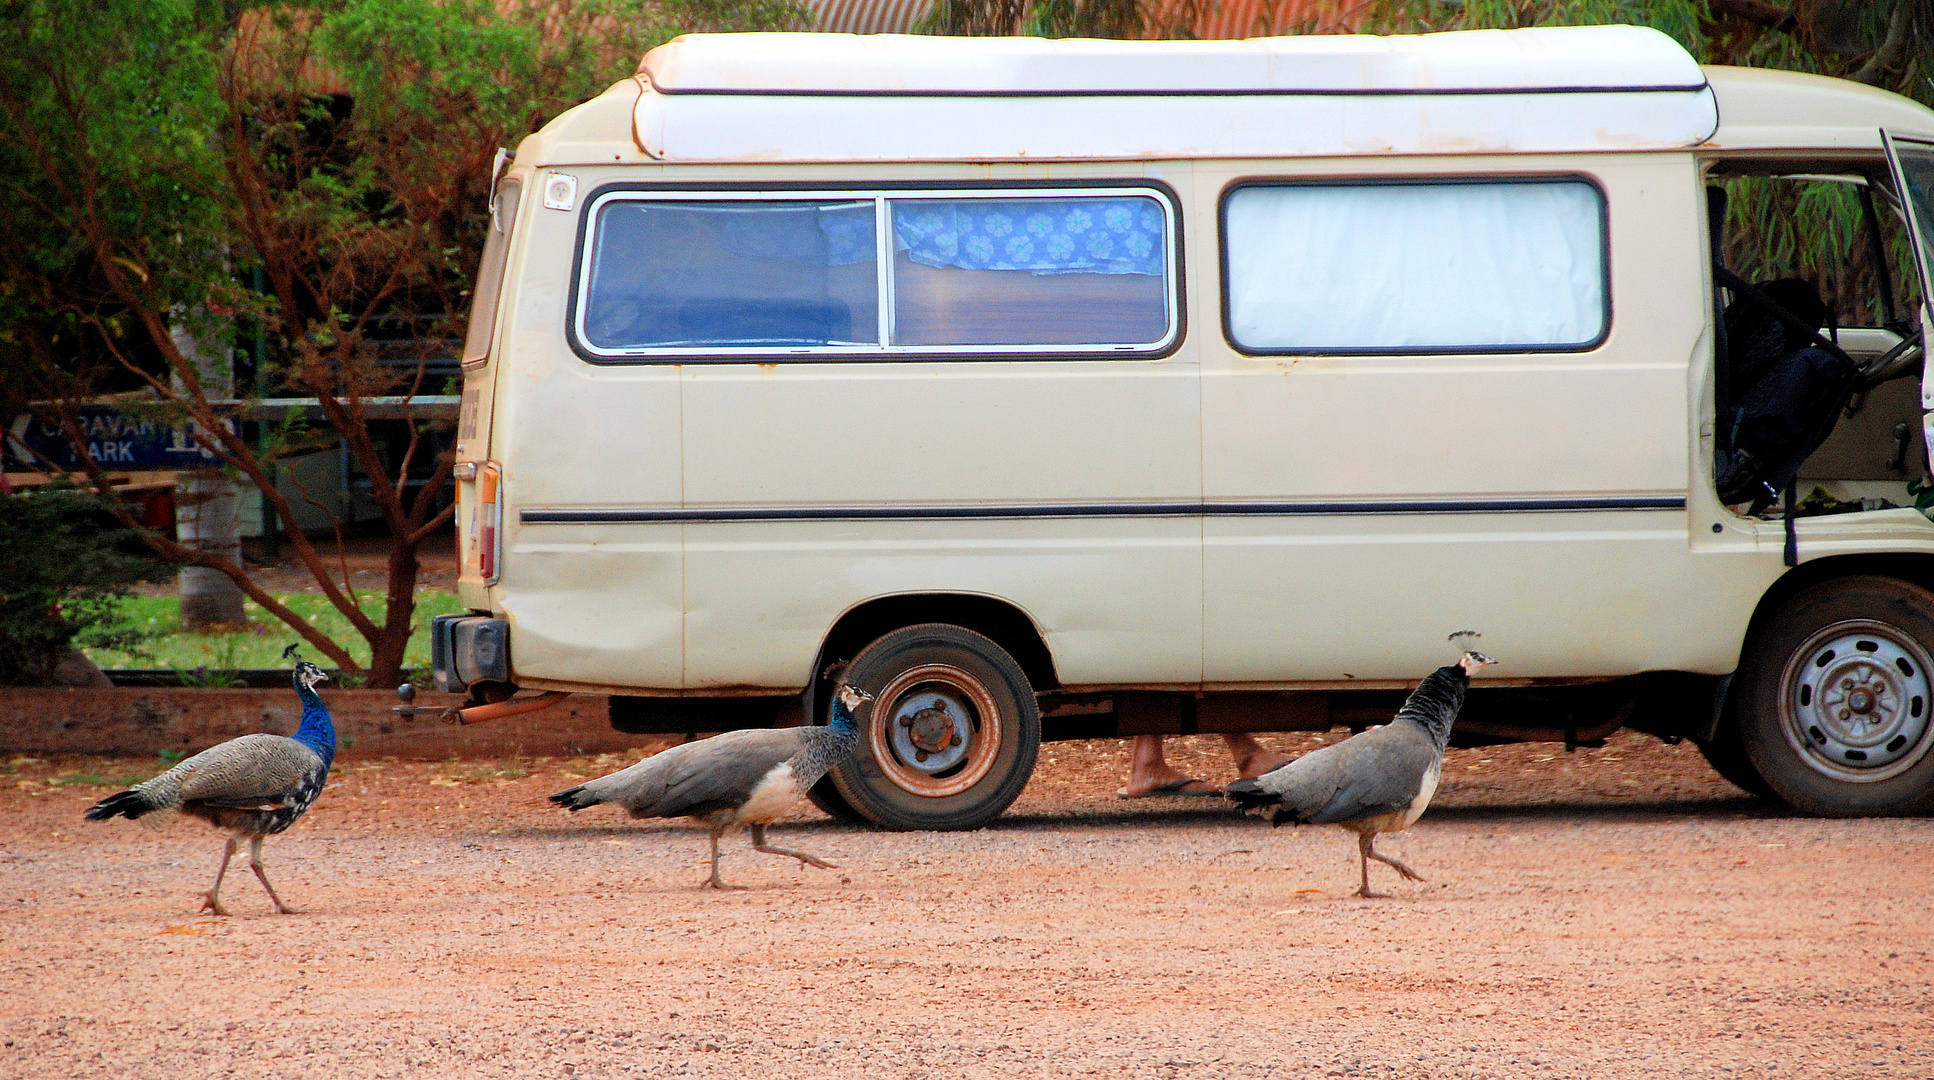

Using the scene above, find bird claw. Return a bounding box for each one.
[199,894,231,917]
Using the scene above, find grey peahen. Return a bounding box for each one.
[84,645,336,915]
[1225,633,1497,898]
[550,683,874,889]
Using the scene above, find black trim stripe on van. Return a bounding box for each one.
[521,496,1687,525]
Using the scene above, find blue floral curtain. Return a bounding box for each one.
[889,198,1164,276]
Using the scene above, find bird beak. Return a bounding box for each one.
[1459,652,1498,676]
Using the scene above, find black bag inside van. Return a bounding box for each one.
[1713,276,1860,510]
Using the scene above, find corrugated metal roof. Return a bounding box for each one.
[793,0,1358,37]
[803,0,936,34]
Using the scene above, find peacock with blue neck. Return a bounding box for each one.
[290,661,337,766]
[82,644,341,915]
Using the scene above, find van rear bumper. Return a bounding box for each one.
[432,614,511,692]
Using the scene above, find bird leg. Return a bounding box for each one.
[248,837,299,914]
[702,828,747,891]
[201,837,239,916]
[748,824,836,871]
[1356,832,1424,898]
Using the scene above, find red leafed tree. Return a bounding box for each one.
[0,0,802,685]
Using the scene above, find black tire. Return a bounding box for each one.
[1735,576,1934,816]
[827,623,1040,831]
[805,775,869,823]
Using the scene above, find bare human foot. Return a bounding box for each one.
[1122,735,1217,796]
[1222,733,1291,779]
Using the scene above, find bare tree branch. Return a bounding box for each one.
[1852,2,1916,85]
[1709,0,1797,31]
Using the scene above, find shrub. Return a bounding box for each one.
[0,485,160,685]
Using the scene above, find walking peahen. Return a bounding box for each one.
[550,683,874,889]
[84,645,336,915]
[1225,633,1497,898]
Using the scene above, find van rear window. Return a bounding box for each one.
[1222,179,1608,354]
[573,188,1177,360]
[462,177,522,366]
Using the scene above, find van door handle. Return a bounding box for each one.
[1888,422,1911,472]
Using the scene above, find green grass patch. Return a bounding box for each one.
[83,591,467,672]
[54,753,183,787]
[55,772,148,788]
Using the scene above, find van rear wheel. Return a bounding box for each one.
[805,776,868,823]
[1736,576,1934,816]
[827,623,1040,831]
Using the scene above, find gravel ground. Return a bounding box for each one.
[4,730,1931,1079]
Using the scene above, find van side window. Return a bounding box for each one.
[583,200,879,350]
[1719,175,1919,331]
[890,197,1169,347]
[572,188,1178,360]
[1222,179,1608,353]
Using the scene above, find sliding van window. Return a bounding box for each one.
[1222,178,1608,354]
[573,187,1178,360]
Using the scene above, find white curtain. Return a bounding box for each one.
[1225,181,1606,351]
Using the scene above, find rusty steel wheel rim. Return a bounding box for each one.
[868,663,1004,798]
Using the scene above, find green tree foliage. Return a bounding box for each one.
[0,486,160,685]
[922,0,1214,38]
[913,0,1931,329]
[1350,0,1933,327]
[1354,1,1927,102]
[0,0,799,686]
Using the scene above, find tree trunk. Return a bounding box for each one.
[367,534,423,688]
[171,321,247,631]
[175,470,248,629]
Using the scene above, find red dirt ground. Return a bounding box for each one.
[3,731,1930,1078]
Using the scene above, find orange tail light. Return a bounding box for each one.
[479,463,502,583]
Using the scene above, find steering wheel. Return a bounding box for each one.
[1861,326,1925,388]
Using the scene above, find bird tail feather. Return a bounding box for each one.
[84,788,163,821]
[1224,778,1299,827]
[548,783,601,811]
[1223,778,1277,811]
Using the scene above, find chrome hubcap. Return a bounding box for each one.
[1780,620,1934,783]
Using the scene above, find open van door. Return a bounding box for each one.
[1881,131,1934,467]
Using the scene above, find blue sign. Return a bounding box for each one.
[5,408,239,471]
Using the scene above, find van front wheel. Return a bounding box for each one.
[1737,576,1934,816]
[827,623,1040,831]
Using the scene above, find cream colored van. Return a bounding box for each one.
[439,25,1934,825]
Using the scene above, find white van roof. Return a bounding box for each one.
[1704,65,1934,152]
[518,27,1932,166]
[640,26,1704,96]
[621,27,1718,161]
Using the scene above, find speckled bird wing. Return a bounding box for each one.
[1258,724,1438,825]
[174,734,327,807]
[606,729,807,819]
